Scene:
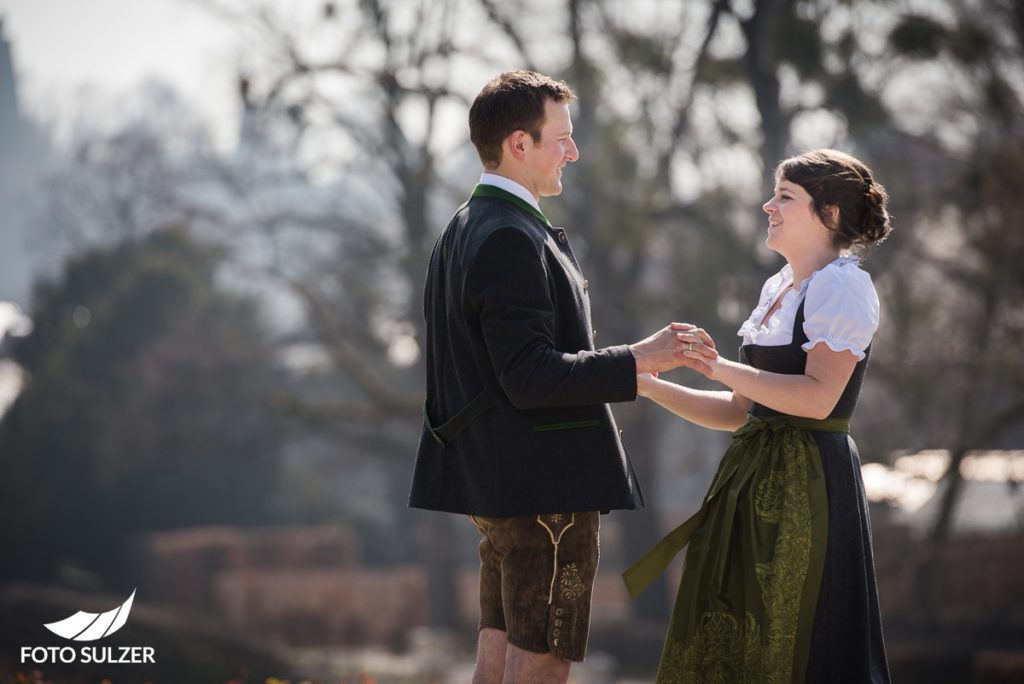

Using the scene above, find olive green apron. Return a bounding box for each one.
[624,414,850,683]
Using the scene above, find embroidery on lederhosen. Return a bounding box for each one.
[559,562,585,601]
[535,513,576,605]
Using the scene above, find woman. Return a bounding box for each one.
[624,149,892,683]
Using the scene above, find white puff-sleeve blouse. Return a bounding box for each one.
[737,256,880,360]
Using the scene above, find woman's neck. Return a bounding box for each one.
[787,247,842,288]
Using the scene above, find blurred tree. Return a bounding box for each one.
[0,226,284,588]
[553,0,905,622]
[555,0,751,625]
[876,0,1024,601]
[191,0,539,630]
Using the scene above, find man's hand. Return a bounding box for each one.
[630,323,717,374]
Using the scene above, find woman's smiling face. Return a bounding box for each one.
[761,179,832,258]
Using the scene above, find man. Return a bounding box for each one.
[410,70,715,684]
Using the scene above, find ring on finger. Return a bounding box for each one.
[688,342,694,352]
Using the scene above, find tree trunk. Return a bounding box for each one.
[739,0,791,188]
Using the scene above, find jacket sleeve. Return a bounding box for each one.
[466,226,638,410]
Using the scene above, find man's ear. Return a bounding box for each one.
[505,130,530,162]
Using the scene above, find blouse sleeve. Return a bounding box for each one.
[801,262,879,360]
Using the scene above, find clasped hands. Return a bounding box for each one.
[629,322,719,395]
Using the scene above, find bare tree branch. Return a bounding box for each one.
[477,0,537,70]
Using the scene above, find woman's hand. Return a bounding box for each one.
[670,322,718,376]
[637,371,659,398]
[685,351,724,381]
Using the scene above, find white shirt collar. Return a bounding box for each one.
[479,172,542,213]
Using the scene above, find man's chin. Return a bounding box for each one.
[541,181,564,197]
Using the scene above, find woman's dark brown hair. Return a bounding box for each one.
[469,71,575,168]
[775,149,892,253]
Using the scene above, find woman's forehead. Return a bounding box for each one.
[775,179,806,194]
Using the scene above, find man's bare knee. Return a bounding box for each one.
[472,628,508,684]
[503,641,571,684]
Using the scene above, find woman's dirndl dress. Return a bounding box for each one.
[625,257,891,683]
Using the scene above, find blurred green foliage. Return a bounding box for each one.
[0,227,285,587]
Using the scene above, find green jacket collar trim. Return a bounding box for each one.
[471,184,551,227]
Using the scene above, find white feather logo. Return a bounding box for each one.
[43,589,137,641]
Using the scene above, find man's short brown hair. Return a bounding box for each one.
[469,70,575,168]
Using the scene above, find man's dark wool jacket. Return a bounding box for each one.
[409,185,645,517]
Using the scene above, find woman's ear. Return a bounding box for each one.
[824,204,840,229]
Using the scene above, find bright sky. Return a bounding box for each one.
[0,0,242,148]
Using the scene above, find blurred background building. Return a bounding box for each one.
[0,16,52,306]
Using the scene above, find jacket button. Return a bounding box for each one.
[583,279,589,291]
[555,608,564,616]
[592,329,598,339]
[619,429,624,438]
[558,232,568,244]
